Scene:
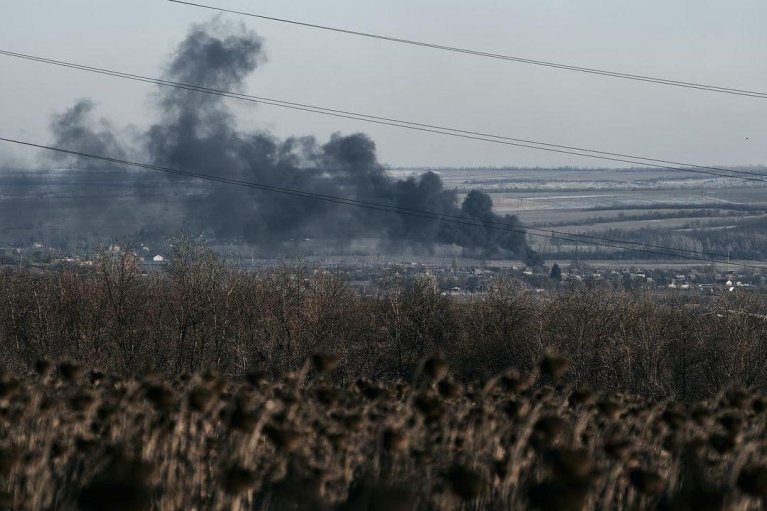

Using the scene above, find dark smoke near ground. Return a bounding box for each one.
[41,19,539,263]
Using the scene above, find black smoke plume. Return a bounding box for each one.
[25,19,539,262]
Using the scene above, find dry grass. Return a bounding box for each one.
[1,357,767,510]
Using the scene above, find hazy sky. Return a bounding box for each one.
[1,0,766,168]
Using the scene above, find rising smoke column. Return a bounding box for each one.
[45,18,538,262]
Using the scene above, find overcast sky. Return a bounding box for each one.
[1,0,766,168]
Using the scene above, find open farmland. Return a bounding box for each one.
[389,167,767,216]
[390,167,767,265]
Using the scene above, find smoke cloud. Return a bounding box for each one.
[22,19,539,262]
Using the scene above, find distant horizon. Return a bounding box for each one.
[3,162,767,173]
[386,164,767,171]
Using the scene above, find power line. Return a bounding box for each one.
[2,55,766,265]
[168,0,767,100]
[2,50,766,183]
[2,56,766,264]
[1,136,765,270]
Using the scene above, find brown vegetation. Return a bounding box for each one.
[1,246,767,508]
[0,356,765,509]
[1,244,765,400]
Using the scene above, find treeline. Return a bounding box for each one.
[537,218,767,261]
[606,220,767,260]
[537,208,759,228]
[0,243,765,400]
